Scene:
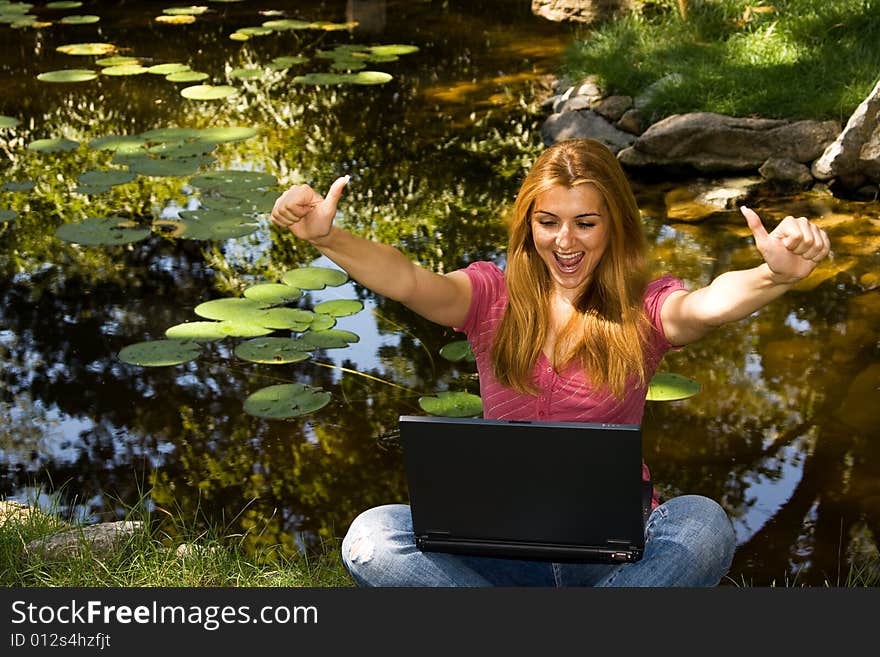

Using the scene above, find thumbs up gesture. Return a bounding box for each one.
[271,175,350,246]
[740,206,831,284]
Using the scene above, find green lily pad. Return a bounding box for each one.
[140,127,202,141]
[28,137,80,152]
[1,180,35,192]
[243,383,331,419]
[0,209,18,222]
[296,328,359,349]
[268,55,308,70]
[261,19,312,30]
[166,71,210,83]
[165,320,271,340]
[418,391,483,418]
[46,2,83,9]
[235,337,311,364]
[77,169,136,187]
[163,6,209,15]
[194,297,266,321]
[646,372,701,402]
[146,62,191,75]
[233,26,273,37]
[0,115,20,129]
[173,217,259,240]
[118,339,202,366]
[313,299,363,317]
[73,184,111,195]
[55,216,150,246]
[189,169,275,190]
[56,42,117,56]
[181,84,237,100]
[439,340,476,363]
[196,126,258,143]
[37,69,97,83]
[87,134,146,152]
[281,266,348,290]
[369,44,420,57]
[309,314,336,331]
[59,15,100,24]
[101,64,149,76]
[253,307,314,330]
[96,55,141,67]
[243,283,303,305]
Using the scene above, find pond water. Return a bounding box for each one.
[1,0,878,587]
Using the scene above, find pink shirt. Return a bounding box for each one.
[456,261,686,507]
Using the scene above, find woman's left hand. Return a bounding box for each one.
[741,206,831,284]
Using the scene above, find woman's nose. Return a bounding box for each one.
[555,223,575,249]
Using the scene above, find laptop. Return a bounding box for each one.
[398,415,649,563]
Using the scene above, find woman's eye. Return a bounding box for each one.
[577,222,595,229]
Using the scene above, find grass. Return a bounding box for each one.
[562,0,880,122]
[0,498,354,588]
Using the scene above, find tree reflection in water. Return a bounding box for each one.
[0,1,877,586]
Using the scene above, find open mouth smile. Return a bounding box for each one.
[553,251,585,273]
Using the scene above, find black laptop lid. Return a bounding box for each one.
[398,415,645,563]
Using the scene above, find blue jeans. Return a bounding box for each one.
[341,495,735,586]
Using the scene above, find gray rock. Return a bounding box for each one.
[532,0,634,23]
[619,112,839,173]
[616,108,644,135]
[759,157,815,191]
[812,78,880,184]
[593,95,633,122]
[541,109,636,153]
[24,521,143,562]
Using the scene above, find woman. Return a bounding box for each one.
[271,139,831,586]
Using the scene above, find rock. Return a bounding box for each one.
[24,520,143,562]
[531,0,634,23]
[541,109,636,153]
[593,95,633,122]
[664,177,763,222]
[618,112,840,173]
[758,157,815,191]
[0,500,41,525]
[812,78,880,185]
[616,108,645,135]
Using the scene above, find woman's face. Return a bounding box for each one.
[530,183,610,300]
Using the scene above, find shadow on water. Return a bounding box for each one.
[0,0,877,586]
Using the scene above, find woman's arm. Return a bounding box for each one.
[271,177,472,328]
[660,206,831,346]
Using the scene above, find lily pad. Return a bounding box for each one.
[146,62,191,75]
[163,6,208,16]
[439,340,476,363]
[126,155,210,177]
[28,137,80,152]
[37,69,97,83]
[230,67,263,80]
[165,320,271,340]
[87,134,146,152]
[268,55,308,70]
[166,71,209,82]
[0,209,18,222]
[97,56,141,67]
[243,283,303,305]
[243,383,331,419]
[309,314,336,331]
[172,216,259,240]
[418,391,483,418]
[1,180,35,192]
[55,216,150,246]
[235,337,311,364]
[281,266,348,290]
[646,372,701,402]
[313,299,363,317]
[56,42,117,56]
[0,115,20,129]
[189,169,276,191]
[194,297,266,321]
[261,19,312,30]
[59,15,100,24]
[181,84,237,100]
[46,2,83,8]
[118,339,202,366]
[196,127,258,143]
[253,307,314,331]
[140,127,202,141]
[155,14,196,24]
[296,328,359,349]
[101,64,149,76]
[77,169,136,187]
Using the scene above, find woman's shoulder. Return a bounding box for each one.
[645,274,685,298]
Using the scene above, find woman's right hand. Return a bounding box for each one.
[270,175,350,245]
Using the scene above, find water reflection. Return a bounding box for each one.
[0,1,878,586]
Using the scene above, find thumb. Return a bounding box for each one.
[324,174,350,206]
[741,205,769,243]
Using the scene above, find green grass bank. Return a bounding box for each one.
[561,0,880,122]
